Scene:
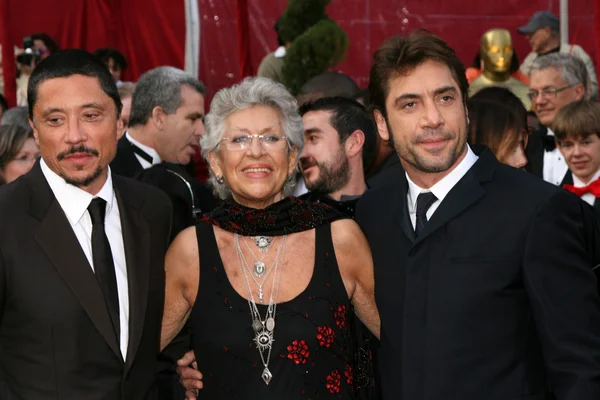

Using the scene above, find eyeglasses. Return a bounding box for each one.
[527,84,576,101]
[220,134,289,152]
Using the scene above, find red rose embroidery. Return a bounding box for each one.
[326,369,341,393]
[316,326,335,348]
[334,305,348,329]
[344,365,353,385]
[286,339,310,365]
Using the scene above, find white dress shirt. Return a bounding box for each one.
[41,159,130,359]
[126,131,161,169]
[406,145,479,230]
[573,169,600,206]
[543,129,569,186]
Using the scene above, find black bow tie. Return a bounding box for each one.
[129,141,153,163]
[542,135,557,152]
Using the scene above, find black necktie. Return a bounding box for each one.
[88,198,120,342]
[415,191,437,237]
[129,141,153,164]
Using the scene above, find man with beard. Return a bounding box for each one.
[0,50,172,399]
[298,97,377,217]
[356,31,600,399]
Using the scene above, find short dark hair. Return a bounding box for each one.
[27,49,122,120]
[553,100,600,141]
[369,30,469,116]
[467,87,528,163]
[299,96,377,170]
[93,47,128,70]
[0,124,34,180]
[297,72,360,106]
[30,33,61,54]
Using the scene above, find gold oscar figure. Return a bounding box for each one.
[469,29,532,109]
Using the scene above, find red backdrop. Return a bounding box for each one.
[0,0,598,106]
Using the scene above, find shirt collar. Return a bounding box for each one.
[126,131,161,164]
[573,169,600,188]
[406,145,479,211]
[40,158,116,225]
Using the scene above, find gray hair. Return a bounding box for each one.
[128,66,206,127]
[531,53,590,98]
[201,77,303,200]
[1,106,32,132]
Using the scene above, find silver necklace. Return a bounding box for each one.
[238,240,279,303]
[235,234,287,385]
[243,236,275,278]
[251,236,273,253]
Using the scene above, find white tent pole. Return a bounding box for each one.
[560,0,569,45]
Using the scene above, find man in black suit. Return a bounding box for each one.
[526,53,589,185]
[110,66,206,178]
[356,32,600,400]
[0,50,172,399]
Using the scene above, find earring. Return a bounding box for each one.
[216,176,225,184]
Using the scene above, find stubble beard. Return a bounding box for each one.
[304,149,350,194]
[388,117,468,174]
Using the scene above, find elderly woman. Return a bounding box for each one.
[161,77,379,399]
[0,124,39,185]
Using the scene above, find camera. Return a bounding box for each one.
[16,36,41,66]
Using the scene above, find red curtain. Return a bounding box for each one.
[0,0,186,105]
[1,0,598,107]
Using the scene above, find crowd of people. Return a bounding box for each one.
[0,7,599,400]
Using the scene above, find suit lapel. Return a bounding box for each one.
[413,148,495,246]
[561,171,573,186]
[114,177,151,372]
[594,198,600,214]
[392,174,416,243]
[526,128,547,179]
[28,164,122,359]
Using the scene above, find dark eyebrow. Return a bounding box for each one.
[434,86,458,96]
[393,93,422,108]
[41,108,64,118]
[304,127,323,135]
[81,103,105,111]
[186,112,204,120]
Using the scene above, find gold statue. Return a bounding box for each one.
[469,29,532,109]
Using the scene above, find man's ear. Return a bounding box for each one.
[29,118,40,146]
[344,129,365,159]
[373,109,390,141]
[151,106,166,130]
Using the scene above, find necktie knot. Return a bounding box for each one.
[88,198,107,225]
[415,191,437,237]
[417,191,437,216]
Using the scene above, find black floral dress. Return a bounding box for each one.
[191,221,375,399]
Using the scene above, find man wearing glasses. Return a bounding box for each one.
[526,53,590,185]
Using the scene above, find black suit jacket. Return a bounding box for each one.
[356,147,600,400]
[111,136,145,178]
[0,163,172,399]
[136,163,218,241]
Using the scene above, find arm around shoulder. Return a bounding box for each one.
[331,219,380,339]
[523,190,600,398]
[161,226,200,351]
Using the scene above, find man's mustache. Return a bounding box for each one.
[299,157,319,171]
[57,145,99,160]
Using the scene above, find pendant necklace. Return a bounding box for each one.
[243,236,276,278]
[235,233,287,385]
